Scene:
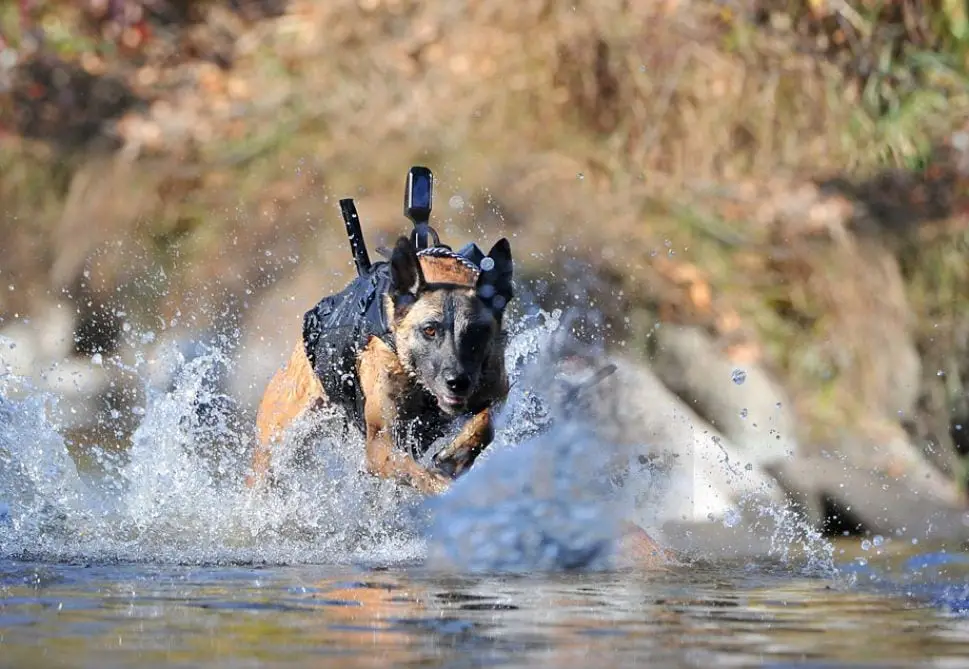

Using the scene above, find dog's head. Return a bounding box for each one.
[386,235,514,416]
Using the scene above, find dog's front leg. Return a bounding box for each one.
[364,397,451,495]
[431,406,495,479]
[246,340,326,490]
[364,424,452,495]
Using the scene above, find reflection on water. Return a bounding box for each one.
[2,552,969,669]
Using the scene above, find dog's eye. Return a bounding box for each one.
[422,325,437,338]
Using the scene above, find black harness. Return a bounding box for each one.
[301,247,482,444]
[302,261,394,437]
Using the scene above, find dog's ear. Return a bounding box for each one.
[476,238,514,318]
[389,236,426,309]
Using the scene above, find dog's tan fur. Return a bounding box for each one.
[247,252,506,495]
[245,340,325,488]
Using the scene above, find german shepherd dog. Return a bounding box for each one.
[244,167,673,568]
[246,235,513,495]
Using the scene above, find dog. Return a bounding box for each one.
[246,234,514,495]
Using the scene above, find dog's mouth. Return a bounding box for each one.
[436,392,468,413]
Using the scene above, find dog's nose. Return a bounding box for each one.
[445,373,471,393]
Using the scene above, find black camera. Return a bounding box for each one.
[404,166,440,250]
[341,165,489,277]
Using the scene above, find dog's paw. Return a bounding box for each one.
[425,469,453,495]
[431,453,457,479]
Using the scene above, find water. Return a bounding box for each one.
[2,556,969,668]
[2,306,969,667]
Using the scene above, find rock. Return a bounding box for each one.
[528,336,790,527]
[768,455,969,545]
[649,324,801,469]
[0,300,76,372]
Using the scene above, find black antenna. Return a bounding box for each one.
[404,166,440,250]
[340,198,372,276]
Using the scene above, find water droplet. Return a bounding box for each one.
[723,508,741,527]
[122,322,131,333]
[91,353,103,366]
[731,368,747,385]
[480,257,496,271]
[861,539,872,551]
[448,195,465,211]
[132,406,145,416]
[872,534,884,547]
[739,408,748,419]
[775,401,782,409]
[937,369,946,377]
[576,173,585,180]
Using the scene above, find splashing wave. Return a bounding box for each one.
[0,309,568,566]
[0,306,835,574]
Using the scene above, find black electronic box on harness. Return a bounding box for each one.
[338,166,486,274]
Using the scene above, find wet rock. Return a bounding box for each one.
[768,455,969,546]
[0,301,126,432]
[0,301,76,372]
[648,324,800,469]
[535,342,789,527]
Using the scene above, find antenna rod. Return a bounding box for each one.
[340,198,372,276]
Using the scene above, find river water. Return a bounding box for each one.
[2,308,968,668]
[2,549,969,668]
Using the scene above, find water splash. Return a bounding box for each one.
[0,309,575,566]
[0,306,836,577]
[0,343,426,566]
[423,418,624,573]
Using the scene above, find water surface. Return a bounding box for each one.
[3,549,969,668]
